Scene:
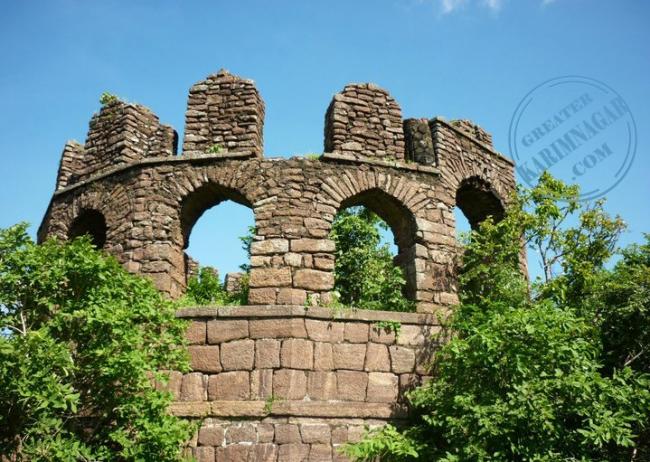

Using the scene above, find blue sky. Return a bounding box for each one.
[1,0,648,279]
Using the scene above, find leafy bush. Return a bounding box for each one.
[346,173,650,461]
[99,92,119,106]
[183,266,248,306]
[330,207,414,312]
[0,224,193,461]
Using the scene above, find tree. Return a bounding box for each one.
[345,173,650,461]
[0,224,193,461]
[330,207,414,312]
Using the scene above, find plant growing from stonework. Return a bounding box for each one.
[345,172,650,461]
[373,320,401,339]
[0,224,193,461]
[330,207,415,312]
[99,91,119,106]
[206,144,223,154]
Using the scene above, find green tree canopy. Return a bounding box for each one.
[346,173,650,461]
[330,207,414,312]
[0,224,193,461]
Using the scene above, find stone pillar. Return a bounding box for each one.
[55,140,85,190]
[182,70,265,157]
[324,83,405,160]
[403,118,435,165]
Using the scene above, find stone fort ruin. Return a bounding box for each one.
[38,70,515,461]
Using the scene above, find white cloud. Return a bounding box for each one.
[437,0,556,14]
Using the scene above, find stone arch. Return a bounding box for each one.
[180,182,253,250]
[455,176,505,230]
[337,187,418,300]
[68,209,108,249]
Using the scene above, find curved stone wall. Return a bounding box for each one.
[169,306,439,462]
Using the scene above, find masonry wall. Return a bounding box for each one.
[166,306,438,462]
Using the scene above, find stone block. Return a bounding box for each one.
[248,288,277,304]
[396,324,430,346]
[277,287,308,305]
[189,345,222,373]
[258,423,275,442]
[250,238,289,255]
[333,344,366,370]
[389,345,415,373]
[226,423,257,443]
[220,339,255,371]
[250,267,292,287]
[207,319,249,344]
[307,371,337,400]
[309,444,333,461]
[255,338,281,368]
[273,369,307,400]
[305,319,344,342]
[369,326,396,344]
[250,318,307,338]
[331,426,348,444]
[293,269,334,290]
[344,323,369,343]
[180,372,205,401]
[281,339,314,369]
[301,424,331,444]
[278,443,310,461]
[366,372,398,403]
[186,320,206,344]
[193,446,214,462]
[290,238,335,253]
[198,425,225,446]
[253,443,278,462]
[364,343,390,372]
[275,424,302,443]
[336,371,368,401]
[208,371,250,400]
[216,444,250,462]
[251,369,274,399]
[313,342,334,371]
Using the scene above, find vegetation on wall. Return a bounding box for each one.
[330,207,415,312]
[345,173,650,461]
[0,225,193,461]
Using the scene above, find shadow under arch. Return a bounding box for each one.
[180,182,253,251]
[455,176,505,230]
[68,209,107,249]
[339,188,418,300]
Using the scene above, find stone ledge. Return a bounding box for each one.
[169,400,407,419]
[322,152,439,174]
[432,117,515,166]
[176,305,441,325]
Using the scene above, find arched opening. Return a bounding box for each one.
[180,183,254,303]
[454,177,505,233]
[68,209,107,249]
[332,189,417,311]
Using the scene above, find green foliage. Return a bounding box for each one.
[304,153,322,160]
[99,92,119,106]
[346,172,650,461]
[0,224,193,461]
[206,144,223,154]
[181,267,248,306]
[330,207,415,312]
[373,320,402,339]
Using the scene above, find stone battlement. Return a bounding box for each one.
[39,69,516,312]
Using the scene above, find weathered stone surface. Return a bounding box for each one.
[364,343,390,372]
[313,342,334,371]
[275,424,302,444]
[307,371,337,400]
[198,425,225,446]
[186,321,206,344]
[293,269,334,291]
[180,372,205,401]
[250,238,289,255]
[250,267,292,287]
[189,345,222,373]
[273,369,307,400]
[389,345,416,373]
[336,371,368,401]
[344,323,369,343]
[333,344,366,370]
[305,319,345,342]
[253,443,278,462]
[207,319,249,344]
[367,372,399,403]
[194,446,215,462]
[250,318,307,338]
[250,369,273,399]
[281,338,314,370]
[216,444,251,462]
[278,443,310,461]
[301,424,331,444]
[208,371,250,400]
[255,338,281,368]
[291,238,335,253]
[220,339,255,371]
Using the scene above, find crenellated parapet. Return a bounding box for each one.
[182,69,265,157]
[40,69,516,312]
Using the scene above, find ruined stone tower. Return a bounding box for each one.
[38,70,516,460]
